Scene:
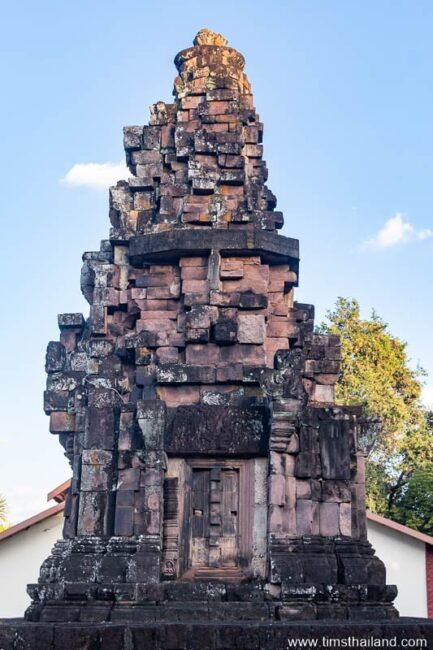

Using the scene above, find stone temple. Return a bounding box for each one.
[27,29,398,627]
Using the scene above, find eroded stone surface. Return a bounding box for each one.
[2,620,433,650]
[26,29,397,626]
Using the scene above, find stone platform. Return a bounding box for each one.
[1,619,433,649]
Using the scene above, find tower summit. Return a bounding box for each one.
[27,30,397,625]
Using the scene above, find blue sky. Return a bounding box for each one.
[1,0,432,522]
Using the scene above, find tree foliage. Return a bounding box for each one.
[0,493,9,532]
[320,297,433,533]
[392,469,433,535]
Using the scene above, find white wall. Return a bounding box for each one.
[367,519,427,617]
[0,513,63,618]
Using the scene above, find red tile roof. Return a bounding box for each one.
[0,502,65,542]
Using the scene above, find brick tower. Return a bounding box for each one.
[27,29,398,623]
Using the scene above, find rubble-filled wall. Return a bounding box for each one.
[28,29,397,623]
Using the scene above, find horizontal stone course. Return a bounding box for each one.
[1,620,431,650]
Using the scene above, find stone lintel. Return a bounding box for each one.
[164,402,270,456]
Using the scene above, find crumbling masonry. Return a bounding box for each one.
[27,29,398,623]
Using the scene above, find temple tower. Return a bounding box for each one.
[27,29,397,622]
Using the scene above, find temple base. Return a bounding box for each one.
[25,535,398,624]
[26,583,398,625]
[1,619,432,650]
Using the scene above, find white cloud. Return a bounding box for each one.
[418,228,433,241]
[422,385,433,410]
[363,213,433,250]
[61,161,129,190]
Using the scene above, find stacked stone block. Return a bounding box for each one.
[27,29,397,624]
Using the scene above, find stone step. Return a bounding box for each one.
[110,601,275,623]
[181,566,246,581]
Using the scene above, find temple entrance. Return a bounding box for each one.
[190,466,239,569]
[181,459,255,579]
[162,457,267,580]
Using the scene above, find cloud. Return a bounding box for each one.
[61,161,129,190]
[363,213,433,250]
[422,385,433,410]
[418,228,433,241]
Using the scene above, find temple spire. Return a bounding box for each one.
[174,29,251,98]
[193,28,228,47]
[25,30,398,630]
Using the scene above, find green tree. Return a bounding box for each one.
[391,467,433,535]
[0,493,9,532]
[320,297,433,524]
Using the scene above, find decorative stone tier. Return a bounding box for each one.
[25,534,397,624]
[128,230,299,269]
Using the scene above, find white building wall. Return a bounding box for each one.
[367,519,427,617]
[0,513,63,618]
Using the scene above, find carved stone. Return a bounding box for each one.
[24,29,398,628]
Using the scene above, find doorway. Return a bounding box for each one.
[181,459,255,577]
[190,466,239,568]
[162,457,265,579]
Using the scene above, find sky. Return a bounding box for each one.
[1,0,432,524]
